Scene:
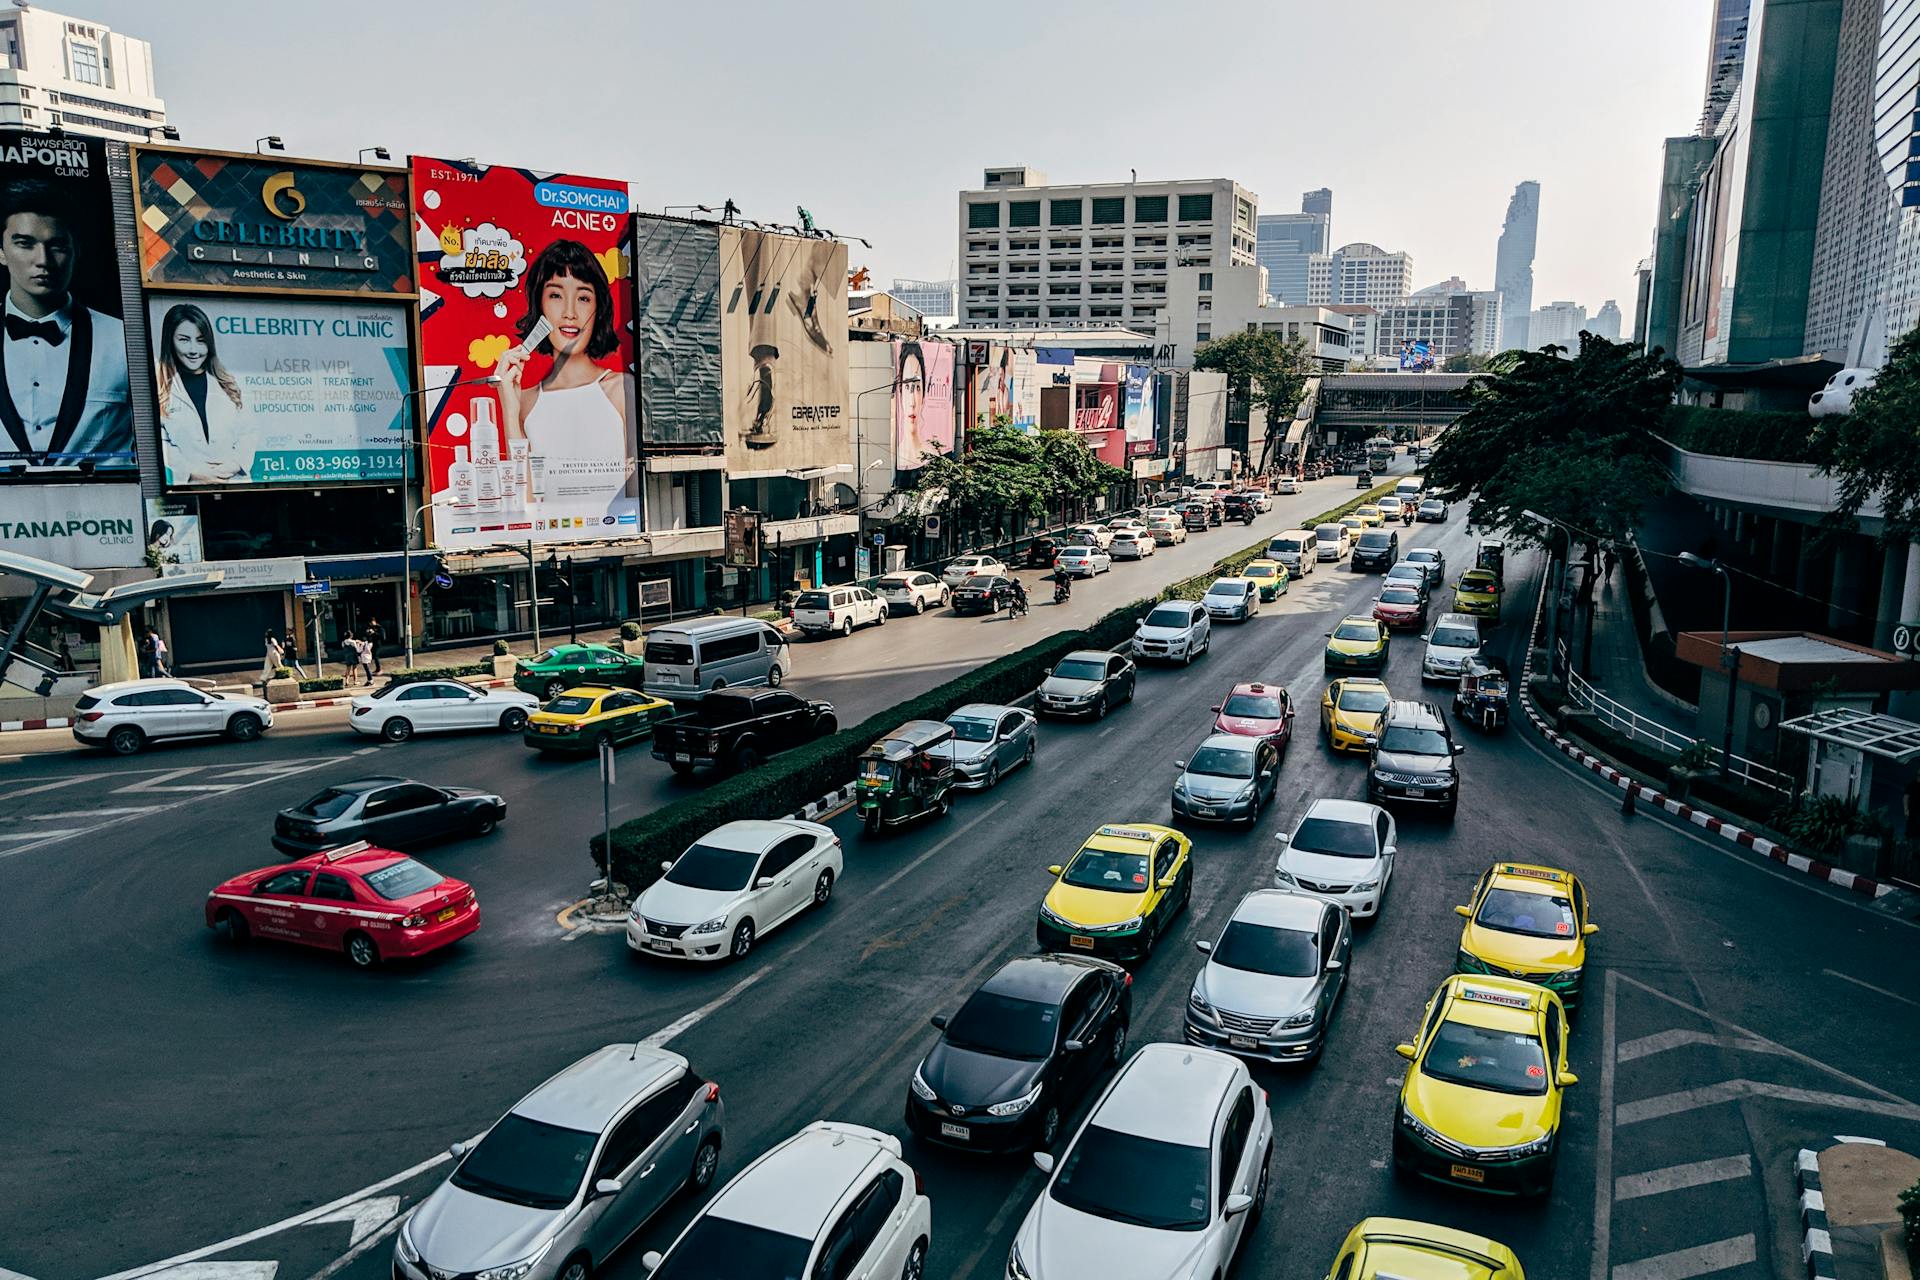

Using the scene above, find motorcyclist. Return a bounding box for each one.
[1051,568,1073,603]
[1006,576,1029,616]
[1402,504,1415,528]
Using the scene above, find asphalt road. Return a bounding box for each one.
[6,481,1919,1280]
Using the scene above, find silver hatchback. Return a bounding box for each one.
[397,1045,724,1280]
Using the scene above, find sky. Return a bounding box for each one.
[88,0,1710,322]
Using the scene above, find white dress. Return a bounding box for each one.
[160,378,252,486]
[521,378,629,511]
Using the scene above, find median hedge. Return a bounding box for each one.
[591,478,1403,891]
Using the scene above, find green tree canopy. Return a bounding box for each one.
[1815,326,1920,546]
[1193,329,1313,426]
[909,423,1128,521]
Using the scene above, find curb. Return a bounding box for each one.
[0,716,70,732]
[1515,559,1909,907]
[0,676,522,733]
[791,783,859,822]
[1796,1148,1839,1280]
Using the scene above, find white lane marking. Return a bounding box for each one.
[308,1196,400,1247]
[642,970,770,1047]
[1097,723,1120,737]
[0,829,82,841]
[1609,1235,1755,1280]
[1616,1079,1920,1126]
[1590,969,1617,1280]
[351,747,381,756]
[113,768,234,794]
[863,799,1009,903]
[1616,1028,1793,1063]
[1,1267,44,1280]
[298,1197,408,1280]
[1836,1135,1887,1145]
[1822,967,1920,1009]
[145,1265,280,1279]
[4,776,88,799]
[1613,1154,1752,1202]
[27,806,159,820]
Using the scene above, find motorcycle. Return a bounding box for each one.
[994,582,1029,618]
[1402,509,1415,529]
[1053,577,1072,604]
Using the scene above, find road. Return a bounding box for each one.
[4,476,1918,1280]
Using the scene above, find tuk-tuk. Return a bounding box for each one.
[1453,656,1510,732]
[1476,538,1506,586]
[1356,469,1374,489]
[856,720,956,835]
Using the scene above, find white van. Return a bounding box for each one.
[1266,529,1318,576]
[642,617,791,700]
[1395,476,1424,501]
[1314,522,1351,561]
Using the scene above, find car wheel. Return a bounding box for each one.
[911,596,924,615]
[987,762,1001,789]
[474,814,498,837]
[767,665,784,688]
[1244,793,1261,828]
[226,712,263,743]
[688,1136,722,1192]
[500,708,529,733]
[1038,1104,1062,1149]
[344,931,379,969]
[1024,736,1036,767]
[876,609,888,627]
[1138,916,1157,960]
[544,678,568,701]
[556,1255,590,1280]
[1094,693,1108,720]
[213,908,249,945]
[382,717,413,743]
[733,745,764,772]
[1109,1020,1128,1065]
[729,919,755,960]
[813,869,834,907]
[107,724,144,756]
[901,1238,927,1280]
[840,618,854,638]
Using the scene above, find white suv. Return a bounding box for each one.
[1133,601,1211,665]
[643,1121,930,1279]
[1010,1043,1272,1280]
[874,572,948,615]
[73,678,274,755]
[793,586,887,639]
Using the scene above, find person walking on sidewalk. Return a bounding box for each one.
[1600,546,1617,585]
[364,618,384,676]
[149,630,171,678]
[261,632,283,688]
[137,630,156,679]
[354,636,376,687]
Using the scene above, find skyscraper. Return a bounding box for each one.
[1255,189,1333,305]
[1494,181,1540,351]
[1301,187,1333,228]
[1590,299,1623,342]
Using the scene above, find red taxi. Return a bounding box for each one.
[205,842,479,969]
[1372,584,1431,632]
[1210,681,1295,751]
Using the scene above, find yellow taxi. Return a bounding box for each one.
[1242,558,1291,602]
[1323,1217,1526,1279]
[1453,568,1502,623]
[522,685,675,754]
[1325,615,1390,674]
[1354,504,1385,527]
[1322,676,1392,752]
[1455,863,1597,1009]
[1393,974,1574,1197]
[1036,823,1192,964]
[1338,515,1368,543]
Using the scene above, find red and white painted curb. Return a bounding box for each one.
[0,715,70,732]
[1516,558,1907,905]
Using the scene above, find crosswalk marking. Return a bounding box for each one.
[1611,1235,1756,1280]
[1614,1155,1752,1202]
[1617,1079,1920,1126]
[1616,1028,1790,1063]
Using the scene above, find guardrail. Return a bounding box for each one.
[1562,658,1794,795]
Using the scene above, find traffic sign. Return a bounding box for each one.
[293,579,333,599]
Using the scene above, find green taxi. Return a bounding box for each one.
[513,643,646,702]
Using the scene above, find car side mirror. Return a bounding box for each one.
[1047,864,1064,876]
[1032,1151,1056,1175]
[449,1141,468,1159]
[1324,631,1333,638]
[593,1177,623,1199]
[1274,833,1290,846]
[659,859,674,874]
[1209,705,1221,713]
[754,876,775,890]
[1064,1038,1086,1053]
[1583,923,1600,936]
[1325,958,1343,971]
[1174,759,1187,770]
[1454,904,1472,919]
[1260,770,1274,782]
[641,1251,664,1272]
[1195,939,1214,954]
[1452,744,1466,755]
[1159,875,1177,889]
[1558,1071,1580,1088]
[1394,1042,1416,1061]
[1224,1192,1255,1218]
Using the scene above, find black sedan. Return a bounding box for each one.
[952,574,1014,615]
[1024,536,1065,569]
[906,953,1131,1152]
[272,776,507,855]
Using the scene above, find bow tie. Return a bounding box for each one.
[5,315,64,345]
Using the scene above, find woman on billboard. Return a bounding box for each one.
[155,302,251,485]
[495,239,636,504]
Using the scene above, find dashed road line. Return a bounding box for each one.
[1610,1235,1756,1280]
[1821,967,1920,1009]
[5,776,88,799]
[1613,1154,1752,1202]
[640,970,768,1047]
[1591,969,1618,1280]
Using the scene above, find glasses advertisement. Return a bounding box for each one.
[893,338,954,468]
[412,156,638,550]
[148,294,411,487]
[0,131,135,478]
[135,149,414,297]
[719,226,848,474]
[632,215,722,450]
[967,344,1038,431]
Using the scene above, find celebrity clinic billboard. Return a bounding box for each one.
[893,339,954,468]
[719,226,848,473]
[148,294,410,486]
[632,216,722,450]
[0,131,135,478]
[135,150,413,296]
[412,156,638,550]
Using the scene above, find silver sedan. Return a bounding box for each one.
[933,703,1037,789]
[1184,889,1351,1066]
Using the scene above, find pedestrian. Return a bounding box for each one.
[355,636,375,687]
[137,630,155,679]
[149,630,170,678]
[283,632,308,681]
[1603,547,1618,584]
[261,632,283,687]
[364,618,384,676]
[56,637,73,673]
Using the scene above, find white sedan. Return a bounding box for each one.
[1278,476,1300,494]
[943,554,1009,588]
[875,571,950,614]
[348,680,539,742]
[628,819,842,961]
[1055,546,1112,577]
[1067,524,1115,550]
[1110,529,1157,560]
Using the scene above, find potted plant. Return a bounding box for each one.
[1666,739,1714,801]
[489,638,517,679]
[263,665,300,704]
[618,620,644,656]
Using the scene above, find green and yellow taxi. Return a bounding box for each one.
[1393,974,1574,1197]
[1339,515,1368,542]
[513,643,647,702]
[1036,823,1192,964]
[1354,504,1385,527]
[1322,676,1392,752]
[1455,863,1597,1008]
[1453,569,1502,623]
[522,685,675,755]
[1325,615,1390,674]
[1323,1217,1525,1280]
[1241,558,1291,602]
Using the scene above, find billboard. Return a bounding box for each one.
[412,156,638,550]
[135,149,413,296]
[632,216,722,450]
[148,294,410,486]
[0,483,144,568]
[1123,364,1156,456]
[968,344,1038,430]
[1397,338,1434,371]
[0,131,135,478]
[894,338,954,468]
[719,226,848,473]
[145,497,204,565]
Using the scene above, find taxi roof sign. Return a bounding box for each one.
[1500,865,1568,882]
[321,840,373,861]
[1457,985,1533,1009]
[1096,825,1158,842]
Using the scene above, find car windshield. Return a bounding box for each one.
[1223,693,1282,717]
[1432,628,1478,649]
[1337,686,1390,713]
[1187,745,1255,778]
[1380,725,1451,756]
[644,639,694,665]
[1477,887,1578,939]
[532,648,568,665]
[1333,622,1378,642]
[666,843,761,892]
[543,695,596,715]
[1273,538,1306,552]
[1421,1021,1550,1096]
[1212,921,1318,977]
[293,788,360,820]
[451,1113,596,1211]
[648,1216,812,1280]
[1379,588,1422,605]
[948,716,996,743]
[944,990,1059,1059]
[360,859,445,900]
[1388,566,1423,580]
[1207,580,1245,597]
[1408,551,1438,562]
[794,592,831,609]
[1358,532,1392,548]
[1147,607,1192,629]
[1244,564,1275,577]
[1054,659,1106,681]
[1063,849,1152,892]
[1290,816,1376,858]
[1461,574,1497,591]
[1049,1125,1210,1231]
[1316,526,1343,538]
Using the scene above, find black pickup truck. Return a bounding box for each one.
[651,688,838,774]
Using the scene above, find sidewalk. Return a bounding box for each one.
[1578,572,1700,737]
[215,620,643,697]
[1804,1140,1918,1280]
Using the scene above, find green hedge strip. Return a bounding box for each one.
[385,662,493,686]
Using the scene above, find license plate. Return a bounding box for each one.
[655,673,679,683]
[1194,805,1215,816]
[436,907,457,923]
[1450,1163,1485,1183]
[939,1122,970,1141]
[648,939,674,953]
[1229,1035,1257,1050]
[1069,935,1095,951]
[539,725,559,734]
[675,752,691,762]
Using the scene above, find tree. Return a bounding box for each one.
[1194,330,1314,469]
[1441,350,1494,374]
[1815,325,1920,546]
[909,424,1127,544]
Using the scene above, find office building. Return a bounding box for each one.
[1642,136,1719,358]
[1494,181,1540,351]
[1326,304,1378,361]
[1700,0,1753,136]
[1329,242,1414,307]
[1302,187,1333,221]
[1306,253,1333,305]
[1255,189,1333,305]
[1529,301,1588,352]
[888,277,957,321]
[1374,294,1481,363]
[1161,261,1354,373]
[1589,299,1623,342]
[0,4,167,140]
[1467,291,1504,354]
[957,165,1258,333]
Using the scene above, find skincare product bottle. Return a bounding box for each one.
[448,445,475,507]
[529,452,547,501]
[505,438,530,509]
[475,453,503,514]
[471,396,501,466]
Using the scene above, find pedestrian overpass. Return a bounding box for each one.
[1314,372,1477,433]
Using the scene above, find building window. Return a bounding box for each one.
[1134,259,1165,272]
[1178,193,1213,222]
[1197,272,1213,290]
[968,203,1000,230]
[1134,234,1166,248]
[1008,200,1041,228]
[967,307,1000,321]
[68,41,102,85]
[1047,260,1080,273]
[1049,237,1080,251]
[1197,301,1211,312]
[1091,196,1126,225]
[1178,234,1212,248]
[1050,198,1082,226]
[1007,306,1038,319]
[1049,305,1082,319]
[1008,238,1039,252]
[1048,283,1080,296]
[1090,306,1121,319]
[1134,195,1168,223]
[1196,328,1211,342]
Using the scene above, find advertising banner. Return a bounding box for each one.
[135,149,413,296]
[0,483,144,568]
[412,156,638,550]
[967,344,1038,430]
[633,216,722,449]
[144,497,204,565]
[719,226,848,474]
[893,338,954,468]
[0,131,135,478]
[1123,364,1157,455]
[148,294,410,486]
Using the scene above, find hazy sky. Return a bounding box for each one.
[93,0,1709,319]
